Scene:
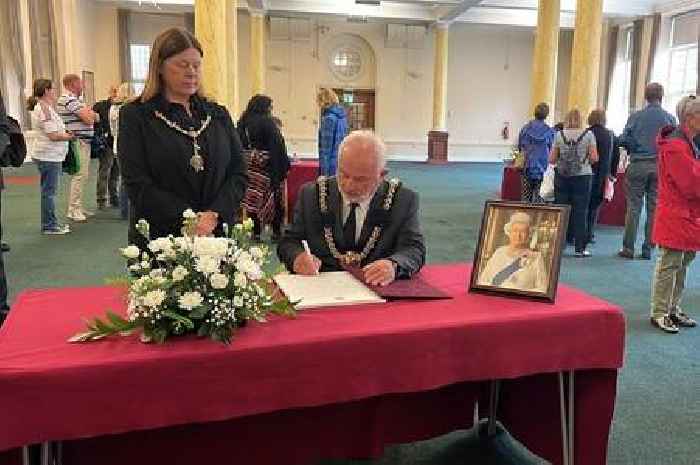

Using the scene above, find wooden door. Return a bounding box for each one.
[333,89,375,131]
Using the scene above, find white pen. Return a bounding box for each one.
[301,240,319,275]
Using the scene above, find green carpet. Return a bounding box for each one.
[2,161,698,464]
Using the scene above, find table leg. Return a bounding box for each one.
[487,380,501,437]
[559,373,570,465]
[568,370,575,465]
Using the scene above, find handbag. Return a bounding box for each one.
[241,149,275,224]
[62,139,81,175]
[539,164,555,201]
[0,116,26,167]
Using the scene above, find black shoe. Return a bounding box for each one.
[575,250,592,258]
[110,198,120,208]
[617,249,634,259]
[670,312,697,328]
[650,316,679,334]
[639,250,652,260]
[0,242,9,253]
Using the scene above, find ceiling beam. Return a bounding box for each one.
[438,0,485,22]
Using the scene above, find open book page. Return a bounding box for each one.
[274,272,386,309]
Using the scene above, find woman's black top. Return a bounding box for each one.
[237,113,290,186]
[589,124,621,202]
[119,94,248,245]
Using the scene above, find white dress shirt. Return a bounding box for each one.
[341,194,372,244]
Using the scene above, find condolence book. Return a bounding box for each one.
[274,272,386,309]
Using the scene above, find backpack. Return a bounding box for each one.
[0,116,26,167]
[557,130,590,177]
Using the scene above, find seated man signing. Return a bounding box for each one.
[277,130,426,285]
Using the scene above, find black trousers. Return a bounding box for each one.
[587,180,604,242]
[555,174,592,253]
[0,188,9,311]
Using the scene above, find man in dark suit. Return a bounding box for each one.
[0,93,11,324]
[278,130,425,286]
[93,86,119,209]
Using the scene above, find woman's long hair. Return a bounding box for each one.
[140,27,204,102]
[239,94,272,123]
[26,79,53,111]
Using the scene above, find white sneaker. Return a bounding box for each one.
[43,225,71,235]
[67,213,87,222]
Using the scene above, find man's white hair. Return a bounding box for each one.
[676,95,700,125]
[337,130,387,170]
[503,211,532,237]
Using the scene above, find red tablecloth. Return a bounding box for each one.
[0,264,625,465]
[286,160,319,219]
[501,166,626,226]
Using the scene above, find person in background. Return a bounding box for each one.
[238,94,290,240]
[586,109,620,243]
[0,92,11,324]
[649,95,700,334]
[93,85,119,210]
[549,109,598,257]
[317,88,348,177]
[518,102,554,203]
[57,74,99,222]
[618,83,676,260]
[119,27,247,248]
[27,79,75,235]
[109,82,135,221]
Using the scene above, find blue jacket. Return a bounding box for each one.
[518,119,554,180]
[619,103,676,159]
[318,104,348,176]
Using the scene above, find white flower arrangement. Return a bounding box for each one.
[70,213,295,344]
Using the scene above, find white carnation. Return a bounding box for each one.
[172,265,189,282]
[182,208,197,220]
[233,272,247,288]
[210,273,229,289]
[179,291,203,310]
[142,289,167,307]
[233,295,244,307]
[196,256,220,275]
[122,245,141,259]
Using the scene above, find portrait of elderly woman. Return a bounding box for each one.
[471,201,569,301]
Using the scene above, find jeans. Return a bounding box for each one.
[36,160,62,231]
[650,247,696,319]
[554,174,592,253]
[319,153,337,177]
[97,147,119,206]
[623,159,657,254]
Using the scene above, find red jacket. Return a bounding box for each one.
[653,126,700,251]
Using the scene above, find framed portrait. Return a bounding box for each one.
[469,201,570,303]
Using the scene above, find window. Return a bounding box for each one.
[330,46,362,81]
[130,44,151,95]
[664,13,698,116]
[607,27,634,133]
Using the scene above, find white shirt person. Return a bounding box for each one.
[478,212,547,293]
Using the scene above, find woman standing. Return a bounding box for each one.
[317,88,348,177]
[586,109,620,243]
[649,96,700,333]
[238,94,290,240]
[109,82,135,220]
[27,79,74,235]
[118,27,247,247]
[549,109,598,257]
[518,102,554,203]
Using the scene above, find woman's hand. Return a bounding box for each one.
[195,211,219,236]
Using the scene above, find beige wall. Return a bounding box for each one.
[94,4,120,101]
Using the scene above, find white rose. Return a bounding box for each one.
[246,266,263,281]
[210,273,229,289]
[172,266,189,282]
[233,272,247,288]
[233,295,244,308]
[178,291,203,311]
[149,269,164,278]
[196,256,220,275]
[140,260,151,269]
[250,247,264,260]
[183,209,197,220]
[142,289,167,308]
[193,237,229,258]
[122,245,141,259]
[173,237,193,252]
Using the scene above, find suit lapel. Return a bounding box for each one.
[357,181,388,246]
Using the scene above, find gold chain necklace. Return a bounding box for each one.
[318,177,401,266]
[154,110,212,172]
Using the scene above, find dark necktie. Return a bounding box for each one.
[343,203,359,250]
